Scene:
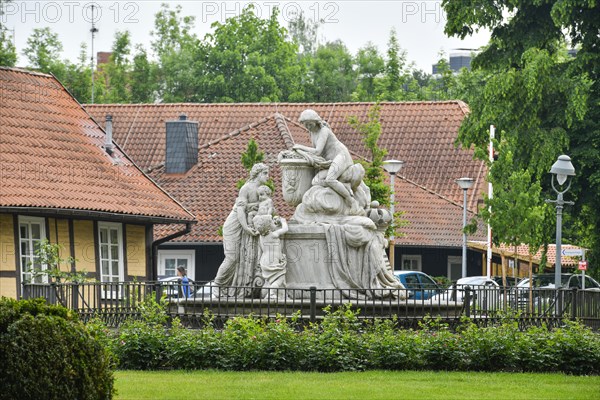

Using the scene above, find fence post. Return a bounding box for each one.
[72,283,79,310]
[310,286,317,323]
[450,283,457,301]
[155,282,162,304]
[571,287,577,321]
[464,286,471,318]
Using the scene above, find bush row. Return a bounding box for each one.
[0,298,115,400]
[103,304,600,375]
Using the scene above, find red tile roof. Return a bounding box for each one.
[0,67,195,223]
[86,101,485,211]
[150,113,310,241]
[396,176,486,247]
[469,241,584,267]
[144,111,485,246]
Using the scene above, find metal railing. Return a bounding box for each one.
[21,281,600,330]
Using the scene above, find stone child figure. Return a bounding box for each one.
[212,163,269,295]
[293,109,355,203]
[247,185,274,226]
[252,215,289,300]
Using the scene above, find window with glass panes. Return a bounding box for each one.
[98,223,123,282]
[18,216,47,284]
[400,255,422,271]
[158,250,195,280]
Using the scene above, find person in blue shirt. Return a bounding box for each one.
[177,266,191,298]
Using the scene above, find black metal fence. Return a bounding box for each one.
[22,281,600,330]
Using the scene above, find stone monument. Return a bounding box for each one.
[214,110,404,300]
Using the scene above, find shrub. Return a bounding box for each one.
[461,321,520,372]
[0,297,114,400]
[113,319,167,370]
[363,318,423,370]
[300,305,369,372]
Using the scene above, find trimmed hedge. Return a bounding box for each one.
[108,304,600,374]
[0,298,115,400]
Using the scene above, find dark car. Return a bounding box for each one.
[394,271,442,300]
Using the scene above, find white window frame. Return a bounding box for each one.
[158,249,195,281]
[18,216,47,284]
[447,256,462,281]
[98,222,124,283]
[400,255,422,271]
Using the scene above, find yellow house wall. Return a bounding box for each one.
[73,220,96,275]
[0,214,16,273]
[126,224,146,278]
[0,277,17,298]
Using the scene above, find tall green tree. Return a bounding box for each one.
[0,0,17,66]
[353,43,385,101]
[130,45,156,103]
[151,3,202,102]
[348,104,389,205]
[287,10,321,56]
[443,0,599,277]
[104,31,132,103]
[59,43,93,103]
[305,40,357,102]
[201,5,304,102]
[22,27,64,73]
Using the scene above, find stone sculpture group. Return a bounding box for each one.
[213,109,404,299]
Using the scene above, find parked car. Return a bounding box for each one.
[437,276,501,310]
[394,271,443,300]
[510,273,600,314]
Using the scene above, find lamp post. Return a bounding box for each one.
[456,177,474,278]
[383,159,404,270]
[547,155,575,289]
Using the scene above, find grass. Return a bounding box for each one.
[114,370,600,399]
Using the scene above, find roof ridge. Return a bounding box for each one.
[86,100,467,107]
[0,66,53,78]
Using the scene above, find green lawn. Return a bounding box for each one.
[114,370,600,399]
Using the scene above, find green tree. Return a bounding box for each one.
[104,31,132,103]
[287,9,321,55]
[0,0,17,66]
[151,3,202,102]
[305,40,357,102]
[201,5,304,102]
[236,138,270,190]
[443,0,600,277]
[380,28,411,100]
[347,104,389,205]
[59,43,93,103]
[22,27,64,73]
[353,43,385,101]
[131,45,156,103]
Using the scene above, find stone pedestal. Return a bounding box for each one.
[283,223,336,289]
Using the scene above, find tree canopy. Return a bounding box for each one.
[443,0,600,276]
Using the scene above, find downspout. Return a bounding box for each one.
[151,223,192,280]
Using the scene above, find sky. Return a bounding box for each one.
[3,0,490,73]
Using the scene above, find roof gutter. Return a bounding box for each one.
[151,222,193,280]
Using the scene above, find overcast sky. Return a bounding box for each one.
[4,1,490,73]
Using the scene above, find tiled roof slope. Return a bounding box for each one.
[396,176,486,247]
[0,68,194,223]
[149,113,484,246]
[86,102,485,211]
[150,114,311,241]
[469,241,583,267]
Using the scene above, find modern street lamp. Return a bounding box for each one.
[382,159,404,270]
[547,155,575,289]
[456,177,474,278]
